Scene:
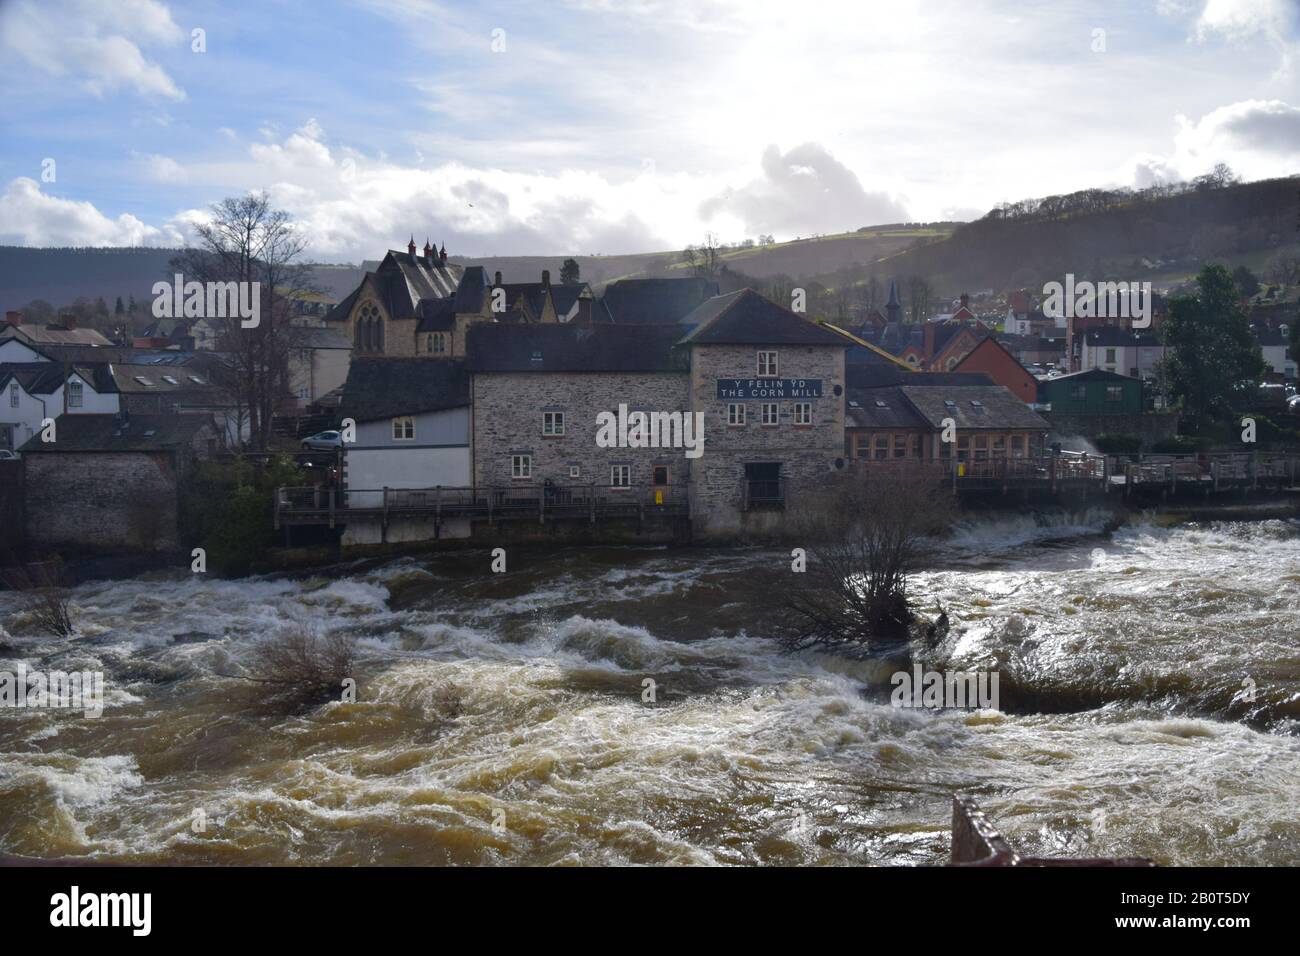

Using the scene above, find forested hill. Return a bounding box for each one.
[871,174,1300,294]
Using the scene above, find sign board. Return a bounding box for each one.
[716,379,823,400]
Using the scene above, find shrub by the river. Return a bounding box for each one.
[1,557,75,638]
[181,455,307,576]
[240,628,357,712]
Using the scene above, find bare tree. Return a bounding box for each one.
[2,557,74,638]
[683,232,723,277]
[758,466,955,652]
[170,194,314,451]
[232,628,357,711]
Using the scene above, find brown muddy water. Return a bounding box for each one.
[1,512,1298,865]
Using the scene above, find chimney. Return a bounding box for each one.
[423,238,433,264]
[4,310,20,327]
[923,321,936,361]
[407,236,417,259]
[959,293,969,311]
[439,243,447,265]
[60,313,77,330]
[541,269,550,287]
[494,270,503,287]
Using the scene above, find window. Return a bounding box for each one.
[1106,385,1123,402]
[1070,385,1087,401]
[793,402,812,425]
[652,465,669,486]
[873,435,889,460]
[429,332,446,354]
[133,376,152,387]
[992,434,1006,456]
[543,411,565,436]
[511,455,531,479]
[760,402,779,426]
[569,465,581,479]
[974,435,988,460]
[1105,348,1117,364]
[757,350,778,377]
[188,375,205,385]
[1010,435,1026,458]
[893,434,908,458]
[610,464,631,487]
[68,380,83,408]
[727,403,746,426]
[9,384,18,408]
[392,416,415,440]
[161,375,179,385]
[957,436,970,460]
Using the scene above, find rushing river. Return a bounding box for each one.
[2,513,1298,866]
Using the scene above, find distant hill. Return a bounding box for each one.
[0,245,366,312]
[866,175,1300,295]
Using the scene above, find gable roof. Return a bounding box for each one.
[1,325,114,347]
[846,365,993,389]
[599,277,720,324]
[678,289,849,347]
[416,298,457,332]
[465,323,688,373]
[339,358,471,422]
[0,361,117,395]
[899,385,1050,431]
[453,267,490,314]
[952,335,1034,376]
[1046,367,1138,383]
[18,413,213,453]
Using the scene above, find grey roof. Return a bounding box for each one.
[0,361,117,395]
[454,267,489,314]
[0,325,114,347]
[899,385,1050,431]
[18,413,213,453]
[416,298,457,333]
[846,386,928,429]
[109,364,220,394]
[286,325,352,349]
[1047,367,1137,383]
[846,365,993,388]
[549,283,591,320]
[339,358,471,422]
[599,277,720,325]
[323,250,463,326]
[323,286,360,324]
[465,323,688,373]
[678,289,850,347]
[1082,327,1163,348]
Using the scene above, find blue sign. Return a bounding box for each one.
[716,378,823,400]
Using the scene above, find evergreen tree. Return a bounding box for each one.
[560,258,580,285]
[115,296,125,315]
[1162,264,1265,432]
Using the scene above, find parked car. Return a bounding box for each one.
[0,449,18,461]
[301,430,343,451]
[1287,393,1300,414]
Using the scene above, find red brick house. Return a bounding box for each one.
[952,335,1039,405]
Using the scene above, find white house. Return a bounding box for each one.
[337,358,472,543]
[1258,324,1297,380]
[1079,327,1166,380]
[0,362,120,451]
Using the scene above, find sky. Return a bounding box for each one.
[0,0,1298,262]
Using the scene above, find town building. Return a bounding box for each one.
[1077,327,1167,380]
[0,356,119,452]
[951,335,1040,404]
[1,311,114,350]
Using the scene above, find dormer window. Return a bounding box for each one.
[757,350,778,377]
[68,380,83,407]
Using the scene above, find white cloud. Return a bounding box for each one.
[0,0,185,100]
[700,143,909,236]
[0,177,183,246]
[132,152,188,184]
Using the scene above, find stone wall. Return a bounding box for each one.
[24,452,182,552]
[0,460,23,558]
[472,371,692,498]
[687,344,846,536]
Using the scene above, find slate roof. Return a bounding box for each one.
[678,290,849,347]
[0,361,117,395]
[339,358,471,423]
[599,277,720,325]
[18,413,213,453]
[415,298,457,333]
[1,325,113,347]
[109,364,219,394]
[549,283,592,321]
[465,323,688,373]
[899,385,1050,431]
[453,267,490,314]
[323,250,462,325]
[495,283,550,321]
[845,386,929,430]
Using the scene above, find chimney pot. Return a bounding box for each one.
[439,244,447,264]
[4,310,20,327]
[408,236,417,258]
[423,238,434,263]
[494,271,502,286]
[541,269,550,286]
[60,313,77,330]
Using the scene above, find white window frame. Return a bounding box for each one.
[543,411,565,436]
[511,454,532,479]
[727,403,746,426]
[67,380,83,408]
[760,402,779,426]
[793,402,812,425]
[610,464,631,488]
[9,384,18,408]
[392,416,415,440]
[757,350,778,377]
